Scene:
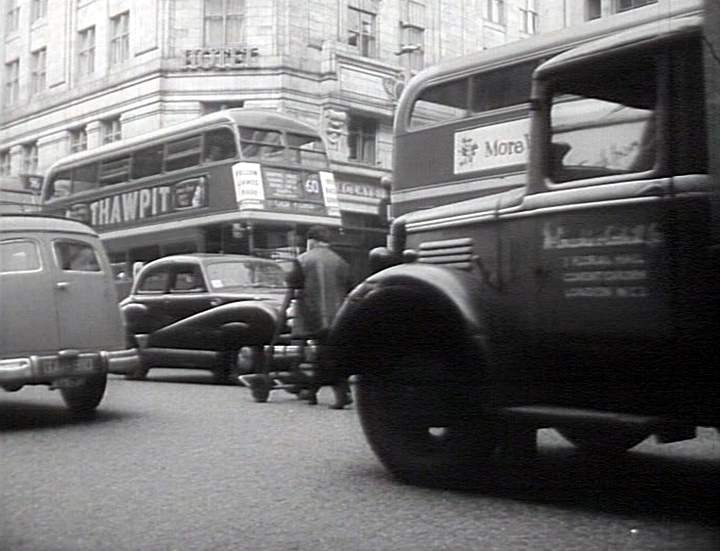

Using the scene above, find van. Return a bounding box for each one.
[0,214,140,413]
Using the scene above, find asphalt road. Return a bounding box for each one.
[1,370,719,551]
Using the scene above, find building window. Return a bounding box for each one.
[31,0,47,22]
[201,101,245,114]
[102,117,122,144]
[4,59,19,106]
[69,126,88,153]
[6,0,20,32]
[399,1,425,72]
[78,26,96,77]
[23,142,39,175]
[204,0,246,47]
[615,0,657,12]
[348,115,377,164]
[348,5,377,57]
[31,48,47,95]
[109,12,130,66]
[0,150,10,176]
[520,0,538,34]
[586,0,602,20]
[486,0,505,25]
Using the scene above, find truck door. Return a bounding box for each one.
[528,45,678,407]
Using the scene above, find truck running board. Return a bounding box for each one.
[497,404,696,443]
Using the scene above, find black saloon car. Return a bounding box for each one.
[119,254,287,383]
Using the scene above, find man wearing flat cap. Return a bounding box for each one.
[293,225,353,408]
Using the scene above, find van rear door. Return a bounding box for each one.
[0,235,61,355]
[51,237,124,350]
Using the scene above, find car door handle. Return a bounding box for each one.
[56,281,70,290]
[210,298,223,307]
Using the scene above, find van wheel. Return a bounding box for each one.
[357,350,497,489]
[557,428,648,454]
[61,374,107,414]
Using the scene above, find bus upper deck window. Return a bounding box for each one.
[409,78,468,129]
[73,163,99,193]
[48,172,72,200]
[471,62,535,113]
[132,145,163,179]
[99,156,131,185]
[239,128,284,160]
[165,135,202,172]
[287,133,327,167]
[203,128,237,162]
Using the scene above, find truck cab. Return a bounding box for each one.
[328,9,719,488]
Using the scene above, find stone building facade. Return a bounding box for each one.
[1,0,561,273]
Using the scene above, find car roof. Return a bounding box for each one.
[142,253,282,268]
[0,213,98,236]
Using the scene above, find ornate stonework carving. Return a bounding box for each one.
[323,108,347,147]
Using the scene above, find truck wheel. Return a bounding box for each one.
[357,351,497,489]
[61,374,107,414]
[557,428,648,454]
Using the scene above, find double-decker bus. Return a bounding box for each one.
[329,0,719,489]
[41,109,340,283]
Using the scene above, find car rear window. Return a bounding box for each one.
[0,239,41,273]
[206,261,286,289]
[54,240,101,272]
[137,269,169,293]
[170,266,207,292]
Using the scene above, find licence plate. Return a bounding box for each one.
[53,377,85,389]
[39,357,96,376]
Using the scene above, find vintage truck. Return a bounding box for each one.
[327,2,720,488]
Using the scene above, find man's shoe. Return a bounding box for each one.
[297,388,318,404]
[330,392,352,410]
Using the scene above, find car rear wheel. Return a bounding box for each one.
[213,350,243,385]
[124,335,149,380]
[250,383,271,402]
[557,427,649,454]
[124,360,149,380]
[357,350,497,489]
[61,373,107,414]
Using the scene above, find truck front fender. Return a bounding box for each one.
[327,263,491,378]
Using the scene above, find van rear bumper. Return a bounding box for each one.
[104,348,142,375]
[0,351,107,385]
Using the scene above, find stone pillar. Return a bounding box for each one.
[86,120,103,150]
